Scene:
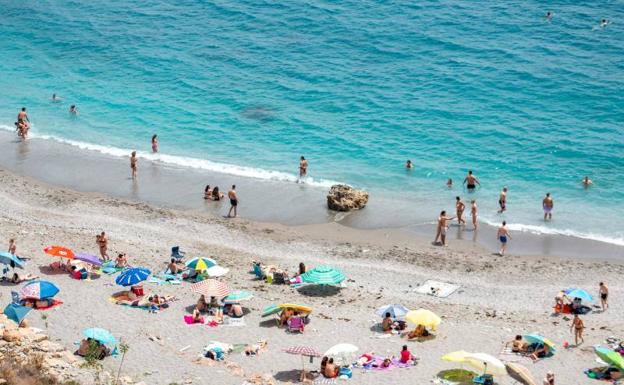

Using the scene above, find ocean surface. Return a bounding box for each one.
[0,0,623,245]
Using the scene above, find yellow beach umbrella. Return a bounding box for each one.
[278,303,313,314]
[405,308,441,330]
[442,350,470,363]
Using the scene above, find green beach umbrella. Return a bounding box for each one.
[224,290,253,303]
[300,265,345,285]
[595,347,624,370]
[262,304,281,317]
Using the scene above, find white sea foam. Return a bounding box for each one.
[0,124,340,188]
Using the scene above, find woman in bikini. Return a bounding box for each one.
[151,134,158,153]
[571,314,584,346]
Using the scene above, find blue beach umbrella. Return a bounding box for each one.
[376,304,410,319]
[300,265,345,285]
[0,252,24,269]
[115,267,151,287]
[21,280,60,299]
[565,288,593,302]
[83,328,117,346]
[524,334,556,352]
[3,303,31,325]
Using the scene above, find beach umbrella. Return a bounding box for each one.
[595,347,624,370]
[565,288,593,302]
[205,265,229,277]
[3,303,31,325]
[283,345,322,375]
[300,265,345,285]
[44,246,75,260]
[185,257,217,271]
[223,290,253,303]
[524,334,556,351]
[279,303,313,313]
[190,279,229,298]
[505,363,537,385]
[463,353,506,376]
[20,280,60,300]
[75,253,102,267]
[441,350,470,363]
[324,343,358,365]
[262,304,281,317]
[83,328,117,346]
[0,252,24,269]
[405,308,442,331]
[376,304,409,319]
[115,267,151,287]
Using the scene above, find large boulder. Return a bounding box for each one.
[326,184,369,212]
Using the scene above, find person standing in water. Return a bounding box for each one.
[17,107,29,126]
[497,221,511,255]
[463,170,480,192]
[69,105,78,115]
[599,282,609,311]
[498,187,508,213]
[543,193,554,220]
[446,178,453,188]
[130,151,138,180]
[227,185,238,218]
[471,200,478,229]
[434,210,455,246]
[152,134,158,153]
[455,197,466,226]
[545,11,553,21]
[299,156,308,181]
[581,176,593,187]
[405,160,413,169]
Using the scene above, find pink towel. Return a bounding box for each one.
[184,315,204,325]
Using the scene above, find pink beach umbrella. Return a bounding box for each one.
[190,279,230,298]
[283,346,322,380]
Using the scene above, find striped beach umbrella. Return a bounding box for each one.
[75,253,102,266]
[44,246,75,260]
[185,257,217,271]
[223,290,253,303]
[0,252,24,269]
[190,279,229,298]
[115,267,151,287]
[20,280,60,300]
[300,265,345,285]
[283,346,322,374]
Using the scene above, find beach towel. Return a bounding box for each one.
[414,280,460,298]
[110,293,176,311]
[498,345,533,364]
[100,261,124,275]
[184,315,205,325]
[361,356,413,371]
[223,317,245,327]
[31,299,63,311]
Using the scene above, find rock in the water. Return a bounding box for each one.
[326,184,369,212]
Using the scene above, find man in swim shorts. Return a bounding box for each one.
[542,193,553,220]
[497,221,511,255]
[599,282,609,311]
[455,196,466,226]
[434,210,455,246]
[463,170,480,192]
[228,185,238,218]
[498,187,508,213]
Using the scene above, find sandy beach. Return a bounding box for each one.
[0,166,623,385]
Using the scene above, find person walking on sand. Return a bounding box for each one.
[434,210,455,246]
[570,314,584,346]
[463,170,480,192]
[227,185,238,218]
[152,134,158,153]
[8,238,16,255]
[497,221,511,255]
[471,200,478,229]
[97,231,109,261]
[599,282,609,311]
[130,151,138,179]
[299,156,308,181]
[543,193,554,220]
[498,187,508,213]
[455,197,466,226]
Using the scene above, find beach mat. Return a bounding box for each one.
[413,280,460,298]
[184,315,205,325]
[32,299,63,311]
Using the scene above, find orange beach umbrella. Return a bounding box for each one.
[44,246,75,260]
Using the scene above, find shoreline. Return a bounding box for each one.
[0,130,621,261]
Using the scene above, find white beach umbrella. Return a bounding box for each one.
[206,265,229,277]
[463,353,506,376]
[324,343,359,365]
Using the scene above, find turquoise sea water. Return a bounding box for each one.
[0,1,623,244]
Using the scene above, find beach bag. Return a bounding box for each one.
[339,367,352,379]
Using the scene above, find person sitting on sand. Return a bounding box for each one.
[320,356,328,373]
[22,297,53,309]
[323,358,339,378]
[530,343,550,361]
[554,290,570,311]
[196,295,209,313]
[192,306,203,323]
[244,340,268,356]
[280,307,294,327]
[299,262,306,275]
[509,335,528,353]
[115,253,128,268]
[204,185,212,199]
[407,324,430,340]
[228,303,244,318]
[399,345,418,365]
[167,258,181,274]
[382,312,394,333]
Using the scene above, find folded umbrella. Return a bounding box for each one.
[3,303,31,325]
[115,267,151,287]
[20,280,60,300]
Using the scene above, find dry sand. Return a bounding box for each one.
[0,167,622,385]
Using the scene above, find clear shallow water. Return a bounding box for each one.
[0,0,623,244]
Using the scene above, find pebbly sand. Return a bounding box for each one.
[0,167,623,385]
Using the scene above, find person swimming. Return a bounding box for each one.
[69,105,78,115]
[600,18,610,28]
[582,176,593,187]
[406,160,413,169]
[446,178,453,188]
[52,93,62,102]
[545,11,553,21]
